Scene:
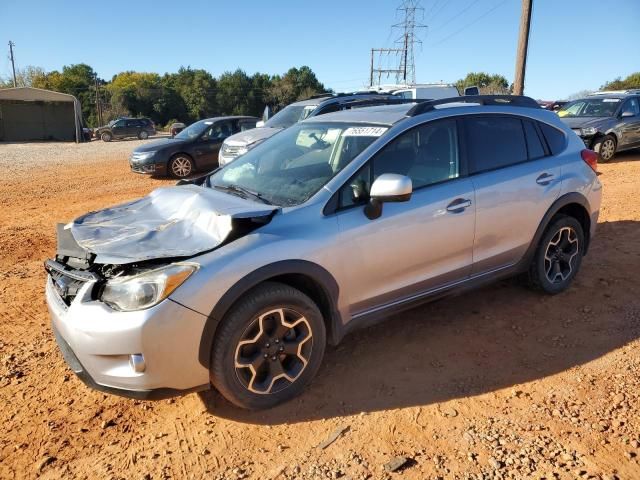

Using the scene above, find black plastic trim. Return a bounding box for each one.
[198,260,342,368]
[407,94,541,117]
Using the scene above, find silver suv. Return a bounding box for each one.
[45,96,602,410]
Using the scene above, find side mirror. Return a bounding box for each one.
[364,173,412,220]
[621,110,635,118]
[256,120,265,128]
[464,86,480,96]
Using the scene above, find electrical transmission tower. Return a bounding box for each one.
[369,0,426,87]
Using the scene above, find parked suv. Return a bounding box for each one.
[45,96,601,409]
[218,93,398,166]
[95,117,156,142]
[129,116,258,177]
[557,90,640,162]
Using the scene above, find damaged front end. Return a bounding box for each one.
[45,184,279,308]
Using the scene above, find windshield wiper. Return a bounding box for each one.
[213,184,273,205]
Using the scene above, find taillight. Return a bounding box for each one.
[581,149,598,172]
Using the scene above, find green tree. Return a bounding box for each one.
[266,66,327,111]
[0,65,47,88]
[163,67,217,122]
[107,71,164,122]
[601,72,640,90]
[455,72,510,95]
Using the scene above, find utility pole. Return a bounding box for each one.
[94,73,103,126]
[513,0,533,95]
[8,41,17,87]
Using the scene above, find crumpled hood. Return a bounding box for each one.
[560,116,609,130]
[69,185,278,264]
[224,127,282,146]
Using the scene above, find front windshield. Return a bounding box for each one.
[558,98,621,118]
[175,120,211,140]
[264,104,318,129]
[208,123,388,206]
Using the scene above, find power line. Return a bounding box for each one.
[428,0,509,47]
[429,0,481,33]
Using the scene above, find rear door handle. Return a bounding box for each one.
[536,173,555,185]
[446,198,472,213]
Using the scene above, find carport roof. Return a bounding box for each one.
[0,87,77,102]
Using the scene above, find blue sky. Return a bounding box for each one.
[1,0,638,100]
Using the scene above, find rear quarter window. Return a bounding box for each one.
[538,123,567,155]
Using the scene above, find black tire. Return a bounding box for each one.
[528,214,584,295]
[168,154,194,178]
[210,282,326,410]
[100,131,112,142]
[138,130,149,140]
[593,134,616,163]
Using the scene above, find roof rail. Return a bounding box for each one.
[338,97,426,108]
[307,92,335,99]
[407,95,540,117]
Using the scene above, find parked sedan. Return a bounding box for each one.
[558,93,640,162]
[129,116,258,177]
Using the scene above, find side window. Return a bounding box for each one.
[523,120,546,159]
[538,122,567,155]
[113,120,125,128]
[316,103,341,115]
[465,116,527,173]
[372,119,460,189]
[338,163,372,209]
[623,98,640,116]
[126,120,138,127]
[239,120,257,132]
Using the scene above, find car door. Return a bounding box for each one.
[617,97,640,148]
[193,121,233,168]
[125,119,139,137]
[111,119,126,138]
[334,118,476,316]
[465,115,562,274]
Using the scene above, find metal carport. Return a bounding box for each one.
[0,87,83,142]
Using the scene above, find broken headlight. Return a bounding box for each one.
[100,263,197,312]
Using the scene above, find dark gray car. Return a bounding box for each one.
[558,91,640,162]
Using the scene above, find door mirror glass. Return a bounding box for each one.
[365,173,412,220]
[464,86,479,96]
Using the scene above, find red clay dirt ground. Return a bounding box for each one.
[0,144,639,479]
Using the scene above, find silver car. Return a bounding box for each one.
[45,96,602,410]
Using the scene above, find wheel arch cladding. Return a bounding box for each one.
[198,260,342,369]
[524,193,592,267]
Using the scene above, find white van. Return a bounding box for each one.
[391,84,460,100]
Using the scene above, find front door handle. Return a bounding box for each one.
[536,172,555,185]
[446,198,472,213]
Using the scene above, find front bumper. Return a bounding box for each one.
[129,160,166,175]
[45,276,210,399]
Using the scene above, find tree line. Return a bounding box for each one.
[0,64,327,127]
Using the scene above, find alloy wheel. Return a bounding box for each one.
[171,157,192,177]
[600,138,615,161]
[234,308,313,395]
[544,226,579,284]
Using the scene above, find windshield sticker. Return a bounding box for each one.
[602,98,620,103]
[342,127,388,137]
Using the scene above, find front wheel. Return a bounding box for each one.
[101,132,112,142]
[528,215,584,294]
[210,282,326,410]
[593,134,616,163]
[168,154,194,178]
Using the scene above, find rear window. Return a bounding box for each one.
[538,123,566,155]
[465,116,528,174]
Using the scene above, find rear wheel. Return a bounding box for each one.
[168,154,194,178]
[210,282,326,410]
[100,131,112,142]
[593,134,616,163]
[138,130,149,140]
[528,215,584,294]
